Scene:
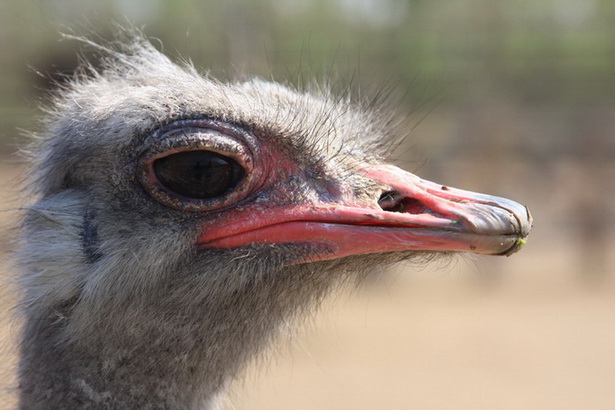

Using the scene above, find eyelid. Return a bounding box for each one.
[144,129,254,171]
[138,118,258,157]
[138,126,258,212]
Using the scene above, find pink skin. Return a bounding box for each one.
[197,162,532,262]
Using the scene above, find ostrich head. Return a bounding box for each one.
[17,36,532,408]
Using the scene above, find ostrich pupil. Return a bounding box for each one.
[153,151,244,199]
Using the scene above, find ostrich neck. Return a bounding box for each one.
[18,261,338,409]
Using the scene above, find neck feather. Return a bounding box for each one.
[18,260,343,408]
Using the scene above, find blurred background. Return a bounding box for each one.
[1,0,614,408]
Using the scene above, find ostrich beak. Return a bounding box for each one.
[199,164,532,261]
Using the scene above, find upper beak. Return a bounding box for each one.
[198,164,532,262]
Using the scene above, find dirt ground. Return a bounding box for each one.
[1,162,614,409]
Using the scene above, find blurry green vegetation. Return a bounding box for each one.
[1,0,614,149]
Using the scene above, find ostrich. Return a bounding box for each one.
[16,36,532,409]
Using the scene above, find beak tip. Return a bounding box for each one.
[525,206,534,233]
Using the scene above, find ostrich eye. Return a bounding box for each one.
[153,151,245,199]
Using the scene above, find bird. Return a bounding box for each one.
[15,34,532,409]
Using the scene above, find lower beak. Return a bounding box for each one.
[198,165,532,262]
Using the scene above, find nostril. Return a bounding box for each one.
[378,191,403,212]
[378,191,427,215]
